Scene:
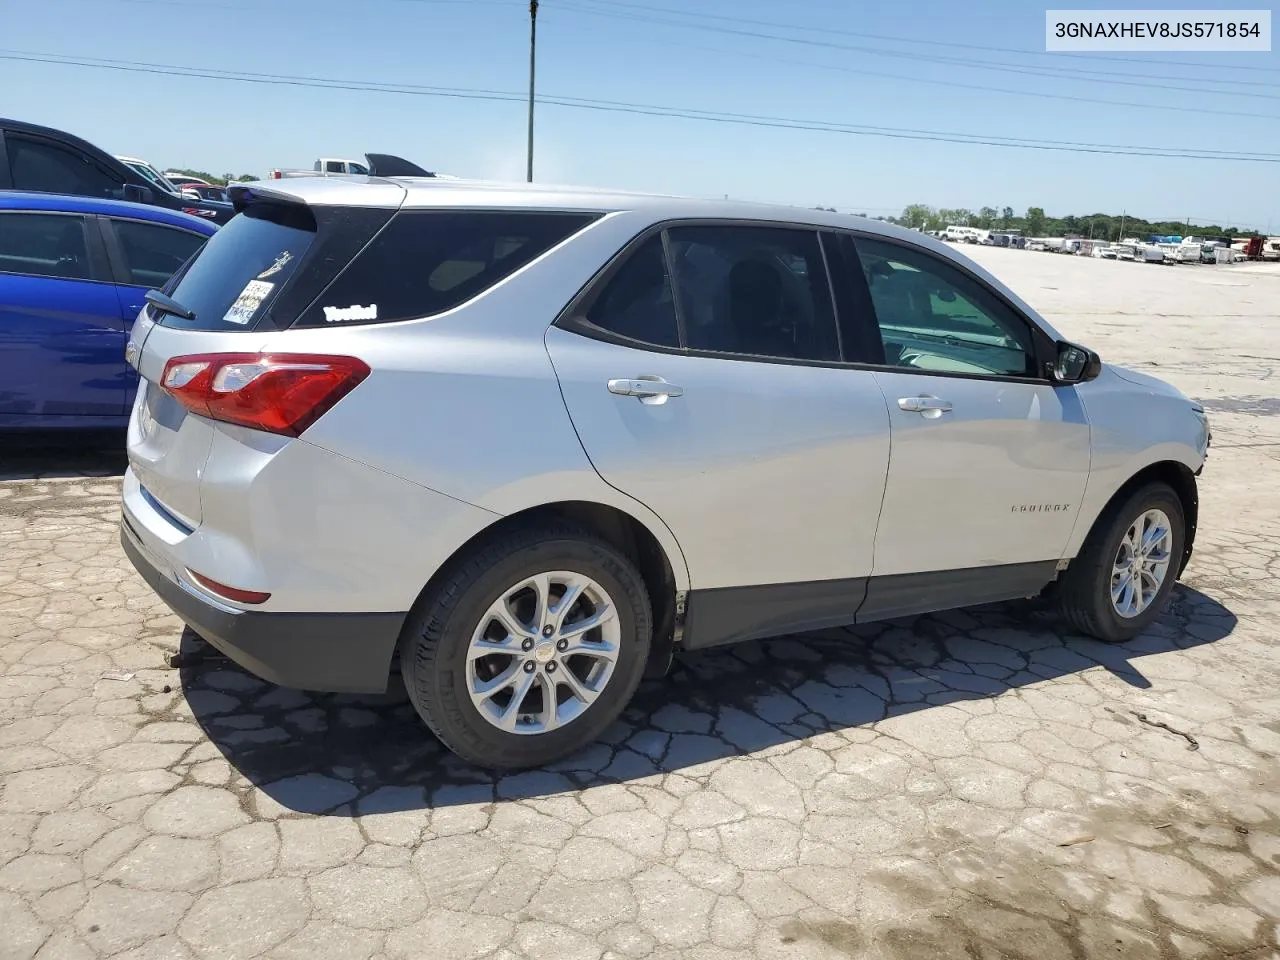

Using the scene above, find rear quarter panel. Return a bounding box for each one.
[262,210,692,592]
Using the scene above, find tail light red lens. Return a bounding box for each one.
[187,570,271,605]
[160,353,370,436]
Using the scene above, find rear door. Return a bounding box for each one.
[101,216,210,409]
[0,210,126,421]
[547,222,892,642]
[842,234,1090,615]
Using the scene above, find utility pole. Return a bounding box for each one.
[1119,209,1126,241]
[526,0,539,183]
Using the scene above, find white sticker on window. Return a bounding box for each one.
[223,280,275,326]
[322,304,378,323]
[257,251,293,279]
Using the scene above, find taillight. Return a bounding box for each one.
[160,353,370,436]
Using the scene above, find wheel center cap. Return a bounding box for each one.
[534,642,556,664]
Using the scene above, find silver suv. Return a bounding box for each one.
[121,177,1211,768]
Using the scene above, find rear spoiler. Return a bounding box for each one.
[364,153,436,178]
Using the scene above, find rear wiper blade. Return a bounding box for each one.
[145,289,196,320]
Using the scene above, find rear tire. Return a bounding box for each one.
[400,524,652,769]
[1055,482,1185,642]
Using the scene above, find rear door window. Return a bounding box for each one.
[578,235,680,348]
[109,220,207,288]
[0,212,91,280]
[666,225,840,362]
[291,210,596,327]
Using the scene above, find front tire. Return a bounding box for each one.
[400,524,652,769]
[1055,482,1185,642]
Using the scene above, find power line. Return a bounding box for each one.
[4,51,1280,164]
[549,0,1280,107]
[562,0,1280,74]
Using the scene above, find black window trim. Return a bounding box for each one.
[557,217,1065,383]
[0,209,113,284]
[98,214,209,288]
[556,217,850,370]
[839,229,1061,385]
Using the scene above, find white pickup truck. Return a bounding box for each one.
[268,153,444,180]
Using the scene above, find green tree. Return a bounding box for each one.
[899,203,934,230]
[1001,206,1014,227]
[1025,207,1047,237]
[978,206,998,229]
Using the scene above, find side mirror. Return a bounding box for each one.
[122,183,153,204]
[1052,341,1102,384]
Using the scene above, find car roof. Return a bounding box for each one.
[231,175,1065,343]
[0,191,219,234]
[236,175,917,235]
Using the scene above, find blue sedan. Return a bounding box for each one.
[0,192,217,428]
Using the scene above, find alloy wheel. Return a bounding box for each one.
[466,571,620,735]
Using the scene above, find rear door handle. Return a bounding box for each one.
[898,395,953,417]
[608,377,684,405]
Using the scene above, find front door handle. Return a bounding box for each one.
[898,395,953,418]
[608,377,684,405]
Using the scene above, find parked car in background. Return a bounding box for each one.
[164,173,212,189]
[0,119,234,225]
[0,191,215,428]
[268,153,444,180]
[180,183,230,203]
[117,156,182,195]
[120,178,1209,768]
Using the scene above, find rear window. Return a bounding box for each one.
[291,210,597,327]
[156,202,392,331]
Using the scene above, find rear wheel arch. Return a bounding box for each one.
[402,500,682,680]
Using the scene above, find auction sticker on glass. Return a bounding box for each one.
[1046,9,1270,50]
[223,280,274,325]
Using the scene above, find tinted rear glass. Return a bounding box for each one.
[292,210,597,327]
[156,203,395,331]
[158,204,317,330]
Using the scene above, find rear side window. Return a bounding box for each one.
[292,210,596,327]
[0,213,91,280]
[111,220,207,288]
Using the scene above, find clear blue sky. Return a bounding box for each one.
[4,0,1279,229]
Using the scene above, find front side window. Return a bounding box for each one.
[0,213,90,280]
[7,137,123,199]
[854,236,1036,378]
[666,225,839,362]
[581,236,680,348]
[111,220,207,288]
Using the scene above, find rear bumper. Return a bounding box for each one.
[121,521,405,694]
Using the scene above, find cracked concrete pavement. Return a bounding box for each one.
[2,250,1280,960]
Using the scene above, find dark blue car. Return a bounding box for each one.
[0,192,216,429]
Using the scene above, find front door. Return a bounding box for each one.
[847,234,1090,616]
[547,225,892,645]
[0,211,125,422]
